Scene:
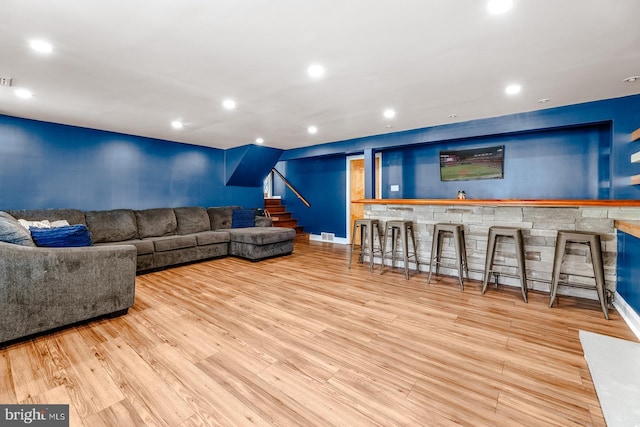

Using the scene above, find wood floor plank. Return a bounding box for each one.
[82,399,148,427]
[197,352,328,426]
[0,238,637,426]
[257,361,385,426]
[0,351,17,403]
[8,340,57,402]
[146,343,272,426]
[20,384,83,427]
[96,337,196,425]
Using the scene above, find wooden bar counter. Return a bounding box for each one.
[354,198,640,300]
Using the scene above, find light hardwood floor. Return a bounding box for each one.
[1,237,637,426]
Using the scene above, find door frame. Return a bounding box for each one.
[345,153,382,243]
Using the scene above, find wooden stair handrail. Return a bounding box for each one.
[271,168,311,207]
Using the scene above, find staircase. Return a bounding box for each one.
[265,198,305,234]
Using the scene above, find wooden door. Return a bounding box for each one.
[350,159,365,244]
[349,157,381,244]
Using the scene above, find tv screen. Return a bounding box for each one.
[440,145,504,181]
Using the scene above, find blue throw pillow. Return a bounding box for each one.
[231,209,256,228]
[30,224,93,247]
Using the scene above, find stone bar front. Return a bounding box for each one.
[356,199,640,300]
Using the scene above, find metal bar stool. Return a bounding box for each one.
[549,230,609,319]
[348,219,383,272]
[482,226,528,302]
[427,223,468,290]
[380,220,419,279]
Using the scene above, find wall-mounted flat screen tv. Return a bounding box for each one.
[439,145,504,181]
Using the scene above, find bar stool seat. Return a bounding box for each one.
[348,218,383,272]
[380,220,419,279]
[482,226,528,302]
[549,230,609,319]
[427,223,468,290]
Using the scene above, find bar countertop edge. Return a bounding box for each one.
[353,199,640,207]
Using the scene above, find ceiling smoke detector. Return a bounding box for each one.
[0,77,12,87]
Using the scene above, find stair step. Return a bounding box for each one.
[269,212,292,220]
[265,206,287,214]
[272,218,299,228]
[264,198,282,207]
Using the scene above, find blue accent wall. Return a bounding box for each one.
[381,124,609,199]
[273,156,347,237]
[617,231,640,317]
[0,115,263,210]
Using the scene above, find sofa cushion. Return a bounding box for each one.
[232,209,256,228]
[30,224,93,247]
[152,235,197,252]
[7,208,86,226]
[135,208,177,238]
[195,230,230,246]
[174,207,211,235]
[207,206,241,230]
[85,209,139,243]
[95,239,154,255]
[227,227,296,245]
[0,211,36,246]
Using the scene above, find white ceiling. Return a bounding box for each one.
[1,0,639,151]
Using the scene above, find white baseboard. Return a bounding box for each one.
[309,234,350,245]
[613,292,640,340]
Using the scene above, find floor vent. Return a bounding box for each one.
[321,232,335,241]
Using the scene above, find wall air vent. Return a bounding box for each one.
[0,77,13,87]
[321,232,335,241]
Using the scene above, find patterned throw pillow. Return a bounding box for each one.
[0,211,36,246]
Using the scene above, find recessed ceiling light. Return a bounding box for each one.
[307,64,325,78]
[487,0,514,15]
[505,84,521,95]
[307,126,318,134]
[14,88,33,99]
[222,99,236,110]
[383,109,396,119]
[537,98,551,103]
[623,76,639,83]
[29,39,53,53]
[448,113,458,119]
[255,138,264,144]
[171,120,183,129]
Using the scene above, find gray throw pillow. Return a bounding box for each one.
[0,211,36,246]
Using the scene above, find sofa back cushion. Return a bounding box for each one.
[174,207,211,235]
[85,209,139,243]
[0,211,35,246]
[207,206,241,230]
[135,208,177,238]
[7,208,86,226]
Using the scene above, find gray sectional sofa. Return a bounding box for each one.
[0,206,296,344]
